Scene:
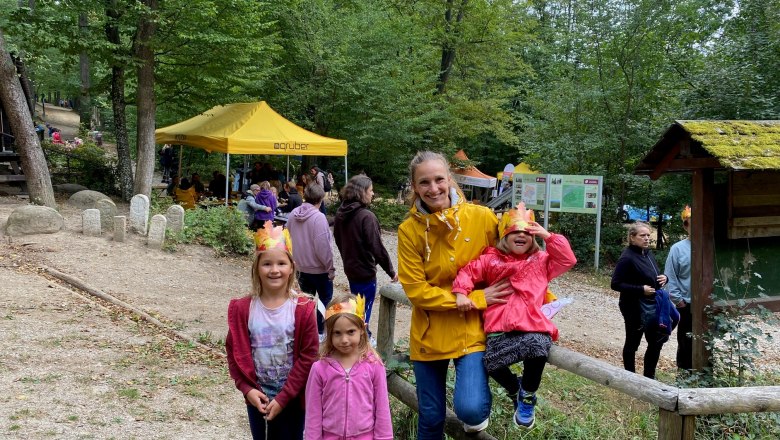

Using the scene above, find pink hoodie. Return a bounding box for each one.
[305,354,393,440]
[287,203,335,277]
[452,233,576,340]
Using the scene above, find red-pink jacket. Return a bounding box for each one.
[305,353,393,440]
[452,234,576,340]
[225,294,318,409]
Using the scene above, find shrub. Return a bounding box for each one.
[370,199,409,231]
[169,206,254,256]
[550,212,626,269]
[44,141,118,195]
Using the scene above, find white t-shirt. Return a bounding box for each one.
[249,297,296,399]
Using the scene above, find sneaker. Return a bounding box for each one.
[514,391,536,429]
[463,417,489,434]
[318,333,326,343]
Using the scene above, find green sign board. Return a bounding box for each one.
[548,175,602,214]
[512,174,547,210]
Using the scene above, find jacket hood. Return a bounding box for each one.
[407,188,464,261]
[291,203,322,222]
[335,201,365,222]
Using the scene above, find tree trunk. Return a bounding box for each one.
[0,30,56,208]
[78,13,91,128]
[105,0,134,201]
[132,0,157,198]
[436,0,467,94]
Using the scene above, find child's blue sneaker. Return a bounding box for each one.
[514,391,536,429]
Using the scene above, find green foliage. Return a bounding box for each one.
[551,212,627,269]
[170,206,255,256]
[370,200,409,232]
[43,141,118,195]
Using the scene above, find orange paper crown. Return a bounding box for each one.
[254,221,291,252]
[324,295,366,322]
[499,202,535,238]
[681,205,691,221]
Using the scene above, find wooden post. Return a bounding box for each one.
[376,295,396,361]
[691,169,714,370]
[658,409,683,440]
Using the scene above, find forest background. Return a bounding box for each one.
[2,0,779,265]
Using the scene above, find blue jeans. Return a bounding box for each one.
[246,400,304,440]
[348,279,377,336]
[413,351,492,439]
[297,272,333,334]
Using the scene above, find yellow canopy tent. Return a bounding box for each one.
[155,101,348,201]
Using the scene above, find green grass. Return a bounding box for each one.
[117,388,140,399]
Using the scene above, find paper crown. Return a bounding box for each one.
[254,221,292,252]
[681,205,691,221]
[499,202,535,238]
[324,295,366,322]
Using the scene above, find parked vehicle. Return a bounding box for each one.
[618,205,671,223]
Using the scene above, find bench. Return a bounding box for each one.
[0,174,26,183]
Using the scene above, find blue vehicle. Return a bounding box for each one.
[619,205,671,223]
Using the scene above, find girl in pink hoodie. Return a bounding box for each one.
[305,293,393,440]
[452,203,576,430]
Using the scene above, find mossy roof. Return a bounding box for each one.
[677,120,780,170]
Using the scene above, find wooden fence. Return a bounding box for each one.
[376,283,780,440]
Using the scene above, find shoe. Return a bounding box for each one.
[318,333,326,343]
[514,391,536,429]
[463,417,489,433]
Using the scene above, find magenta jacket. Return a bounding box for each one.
[452,233,576,340]
[225,294,318,409]
[304,353,393,440]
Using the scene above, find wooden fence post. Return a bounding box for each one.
[377,294,396,361]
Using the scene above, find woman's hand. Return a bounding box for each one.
[265,399,282,420]
[656,274,667,287]
[524,221,551,240]
[484,278,512,305]
[643,285,655,296]
[246,389,269,413]
[455,293,474,312]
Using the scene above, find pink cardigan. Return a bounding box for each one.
[225,294,318,409]
[305,354,393,440]
[452,233,576,340]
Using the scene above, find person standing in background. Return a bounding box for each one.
[665,206,692,371]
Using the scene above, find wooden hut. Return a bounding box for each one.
[635,120,780,369]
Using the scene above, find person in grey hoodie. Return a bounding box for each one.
[333,175,397,343]
[287,183,335,340]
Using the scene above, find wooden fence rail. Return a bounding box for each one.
[376,283,780,440]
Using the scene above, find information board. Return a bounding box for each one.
[512,174,547,210]
[548,175,602,214]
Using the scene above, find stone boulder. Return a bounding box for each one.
[54,183,89,194]
[68,190,111,210]
[5,205,64,236]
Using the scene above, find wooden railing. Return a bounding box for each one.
[376,283,780,440]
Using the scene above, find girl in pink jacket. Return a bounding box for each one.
[305,293,393,440]
[453,203,576,430]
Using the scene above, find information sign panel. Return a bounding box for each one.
[512,174,547,210]
[548,175,602,214]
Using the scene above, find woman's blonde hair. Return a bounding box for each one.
[495,231,540,255]
[627,221,652,243]
[259,180,271,190]
[320,293,380,362]
[250,249,299,298]
[407,150,464,206]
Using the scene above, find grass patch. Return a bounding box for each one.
[9,424,20,431]
[67,415,78,422]
[8,408,33,421]
[117,388,139,400]
[19,373,61,384]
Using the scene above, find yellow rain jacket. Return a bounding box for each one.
[398,197,498,361]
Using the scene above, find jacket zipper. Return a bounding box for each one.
[344,366,351,436]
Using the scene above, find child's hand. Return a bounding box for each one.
[525,221,551,240]
[455,292,474,313]
[265,399,282,420]
[246,389,269,413]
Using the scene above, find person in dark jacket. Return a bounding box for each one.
[279,181,302,214]
[611,221,669,379]
[333,175,397,344]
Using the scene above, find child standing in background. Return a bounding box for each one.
[305,293,393,440]
[453,203,576,429]
[226,221,318,439]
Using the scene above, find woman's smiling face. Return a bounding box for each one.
[411,159,452,212]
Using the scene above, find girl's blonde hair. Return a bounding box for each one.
[320,293,380,362]
[495,231,540,255]
[250,249,299,298]
[259,180,271,190]
[407,150,465,206]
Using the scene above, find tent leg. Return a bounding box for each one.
[225,153,230,206]
[286,156,290,182]
[177,145,183,179]
[344,155,348,183]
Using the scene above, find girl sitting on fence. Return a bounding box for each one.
[452,203,576,429]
